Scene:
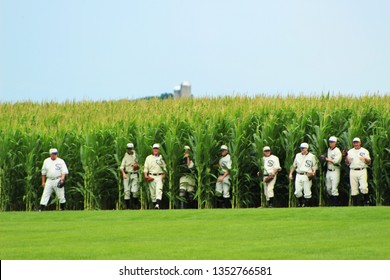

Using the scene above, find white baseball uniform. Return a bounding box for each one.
[120,151,139,199]
[144,154,166,203]
[263,154,281,200]
[326,146,342,196]
[293,152,318,199]
[216,154,232,198]
[40,157,69,206]
[347,147,371,195]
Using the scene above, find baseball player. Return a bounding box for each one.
[178,145,196,209]
[143,144,166,209]
[38,148,69,211]
[324,136,342,206]
[345,137,371,206]
[120,143,140,209]
[215,145,232,208]
[261,146,281,208]
[289,143,318,207]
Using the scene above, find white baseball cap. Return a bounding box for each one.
[263,146,271,151]
[300,142,309,149]
[126,143,134,149]
[220,145,228,150]
[328,136,337,142]
[49,148,58,154]
[184,145,191,151]
[152,143,160,149]
[352,137,361,142]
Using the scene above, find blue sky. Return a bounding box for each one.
[1,0,389,102]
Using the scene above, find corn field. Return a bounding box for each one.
[0,95,389,211]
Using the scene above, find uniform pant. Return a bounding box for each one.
[148,175,164,202]
[350,169,368,195]
[264,175,277,201]
[215,175,231,198]
[294,174,312,199]
[325,169,340,196]
[40,178,66,206]
[179,175,196,193]
[123,174,139,199]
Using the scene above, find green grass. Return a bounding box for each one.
[1,207,389,260]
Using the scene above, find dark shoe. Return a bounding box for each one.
[223,197,232,208]
[351,195,358,206]
[268,197,274,208]
[363,194,370,206]
[125,199,131,209]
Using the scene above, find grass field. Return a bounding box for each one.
[1,207,389,260]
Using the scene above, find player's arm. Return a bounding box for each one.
[41,175,46,187]
[289,165,295,180]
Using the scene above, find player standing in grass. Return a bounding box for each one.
[289,143,318,207]
[120,143,140,209]
[345,137,371,206]
[324,136,342,206]
[144,144,166,209]
[38,148,69,211]
[215,145,232,208]
[178,145,196,209]
[261,146,281,208]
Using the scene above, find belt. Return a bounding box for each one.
[48,177,60,180]
[352,168,365,171]
[297,172,307,175]
[149,173,164,176]
[126,171,138,174]
[328,169,336,171]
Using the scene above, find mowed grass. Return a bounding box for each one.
[1,207,389,260]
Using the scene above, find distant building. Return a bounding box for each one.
[173,81,192,99]
[173,85,181,99]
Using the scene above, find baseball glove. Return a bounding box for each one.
[132,163,139,171]
[264,175,274,183]
[145,176,154,182]
[319,154,327,163]
[57,180,65,188]
[306,173,315,181]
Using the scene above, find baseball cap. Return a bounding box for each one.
[220,145,228,150]
[49,148,58,154]
[299,143,309,149]
[126,143,134,149]
[352,137,361,142]
[184,145,191,151]
[328,136,337,142]
[263,146,271,152]
[152,143,160,149]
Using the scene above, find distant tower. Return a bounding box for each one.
[173,85,181,99]
[180,81,191,98]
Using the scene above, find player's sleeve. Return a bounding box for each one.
[333,149,342,165]
[61,160,69,175]
[41,159,47,175]
[275,156,282,171]
[120,155,126,170]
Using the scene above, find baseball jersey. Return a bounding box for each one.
[327,147,342,169]
[263,155,281,175]
[144,154,166,174]
[179,156,194,175]
[41,157,69,178]
[219,154,232,174]
[347,147,371,169]
[120,152,138,172]
[293,152,318,173]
